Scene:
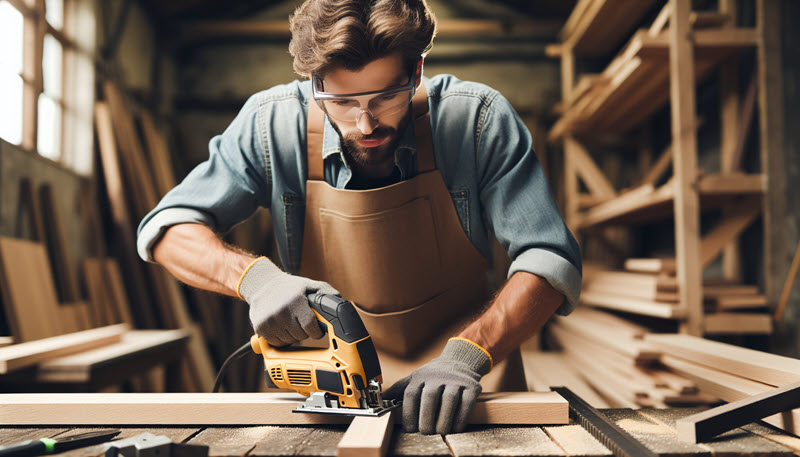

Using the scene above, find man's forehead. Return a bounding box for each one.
[321,54,407,94]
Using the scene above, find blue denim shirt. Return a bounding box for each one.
[137,75,582,314]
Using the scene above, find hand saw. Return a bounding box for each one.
[251,293,398,416]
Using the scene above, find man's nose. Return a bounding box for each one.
[356,110,378,135]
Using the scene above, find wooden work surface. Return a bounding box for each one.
[3,408,800,457]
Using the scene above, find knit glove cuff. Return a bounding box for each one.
[237,257,284,301]
[440,338,493,377]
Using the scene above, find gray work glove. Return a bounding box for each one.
[238,257,340,347]
[383,338,492,435]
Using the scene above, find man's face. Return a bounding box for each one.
[318,53,417,172]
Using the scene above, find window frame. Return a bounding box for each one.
[4,0,95,171]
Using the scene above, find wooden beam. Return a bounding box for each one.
[646,333,800,387]
[677,380,800,443]
[0,392,567,425]
[670,0,703,336]
[699,198,761,268]
[337,411,395,457]
[775,241,800,321]
[0,324,128,374]
[758,0,788,307]
[565,138,616,199]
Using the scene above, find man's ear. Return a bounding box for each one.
[415,58,424,89]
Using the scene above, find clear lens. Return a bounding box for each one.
[321,88,412,122]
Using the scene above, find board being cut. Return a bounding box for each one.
[0,392,567,425]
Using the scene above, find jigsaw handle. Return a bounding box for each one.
[306,293,370,343]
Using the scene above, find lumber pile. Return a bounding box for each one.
[581,261,772,333]
[647,333,800,437]
[545,307,716,409]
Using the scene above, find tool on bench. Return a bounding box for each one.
[214,293,398,417]
[0,430,120,457]
[551,386,658,457]
[103,433,208,457]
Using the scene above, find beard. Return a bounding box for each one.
[332,110,412,170]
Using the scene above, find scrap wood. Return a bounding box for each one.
[337,411,395,457]
[0,324,128,373]
[677,380,800,443]
[0,392,567,425]
[646,333,800,387]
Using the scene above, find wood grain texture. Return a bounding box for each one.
[387,433,452,457]
[56,428,198,457]
[0,392,566,425]
[337,411,395,457]
[646,333,800,386]
[0,237,65,341]
[0,324,127,373]
[249,426,346,456]
[676,381,800,443]
[543,424,612,456]
[640,407,793,454]
[187,427,275,457]
[602,409,706,456]
[445,426,565,456]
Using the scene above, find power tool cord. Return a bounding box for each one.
[212,341,253,393]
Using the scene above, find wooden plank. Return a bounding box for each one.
[0,325,127,374]
[387,432,452,457]
[580,291,681,319]
[553,315,660,363]
[544,424,611,456]
[37,329,190,383]
[676,380,800,443]
[56,301,92,334]
[445,426,565,456]
[38,184,81,302]
[186,427,271,457]
[703,313,773,334]
[625,258,676,275]
[602,409,707,456]
[565,138,616,199]
[16,178,46,242]
[0,337,13,348]
[95,102,157,329]
[337,411,395,457]
[139,112,178,197]
[696,173,766,194]
[0,392,567,425]
[250,426,345,457]
[103,259,135,326]
[522,352,611,408]
[639,407,793,455]
[669,0,703,336]
[660,354,800,436]
[82,258,113,326]
[712,295,768,309]
[647,333,800,387]
[0,237,64,341]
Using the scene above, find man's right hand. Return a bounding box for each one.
[238,257,340,347]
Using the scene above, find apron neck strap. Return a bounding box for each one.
[306,81,435,181]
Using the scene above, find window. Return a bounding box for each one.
[0,0,96,174]
[0,1,24,145]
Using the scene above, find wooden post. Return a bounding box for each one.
[668,0,703,336]
[719,0,742,282]
[757,0,788,307]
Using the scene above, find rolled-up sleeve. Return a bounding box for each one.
[476,93,582,315]
[136,94,270,262]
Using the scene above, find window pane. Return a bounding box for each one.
[0,70,23,145]
[37,94,61,160]
[0,1,24,74]
[45,0,63,29]
[43,34,62,99]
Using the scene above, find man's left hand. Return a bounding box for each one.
[382,338,492,435]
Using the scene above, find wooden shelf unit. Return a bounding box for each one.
[551,0,778,336]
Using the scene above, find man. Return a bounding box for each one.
[137,0,581,435]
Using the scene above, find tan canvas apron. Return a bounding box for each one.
[298,83,525,391]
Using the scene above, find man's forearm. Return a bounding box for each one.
[458,271,564,363]
[152,223,257,297]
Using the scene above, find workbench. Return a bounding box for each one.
[4,408,800,457]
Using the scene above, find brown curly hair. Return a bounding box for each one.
[288,0,437,78]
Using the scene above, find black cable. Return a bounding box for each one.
[212,341,254,393]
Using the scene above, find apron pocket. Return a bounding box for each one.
[319,196,442,310]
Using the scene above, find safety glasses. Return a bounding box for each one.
[312,69,416,123]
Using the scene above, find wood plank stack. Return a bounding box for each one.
[544,307,717,408]
[647,333,800,437]
[581,261,773,334]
